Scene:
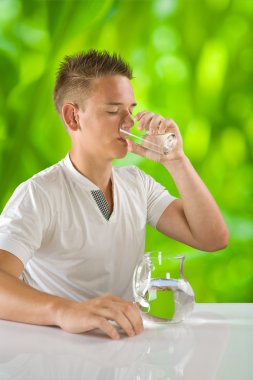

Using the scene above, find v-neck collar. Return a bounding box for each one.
[62,153,117,222]
[63,153,113,190]
[63,154,98,190]
[91,189,112,221]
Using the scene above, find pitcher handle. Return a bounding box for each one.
[132,258,152,313]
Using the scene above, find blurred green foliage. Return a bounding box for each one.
[0,0,252,302]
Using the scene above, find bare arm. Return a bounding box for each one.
[0,249,143,339]
[128,112,229,251]
[157,156,229,251]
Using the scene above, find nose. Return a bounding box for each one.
[121,111,134,130]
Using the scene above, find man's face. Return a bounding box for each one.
[74,75,136,160]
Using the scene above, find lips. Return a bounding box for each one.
[117,126,128,144]
[118,137,126,142]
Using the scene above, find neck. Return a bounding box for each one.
[69,147,112,192]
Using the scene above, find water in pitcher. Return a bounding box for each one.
[133,252,195,323]
[142,278,195,323]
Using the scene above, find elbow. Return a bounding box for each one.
[217,225,230,250]
[201,226,230,252]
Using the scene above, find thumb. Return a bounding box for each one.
[126,139,146,156]
[126,138,134,152]
[127,138,160,161]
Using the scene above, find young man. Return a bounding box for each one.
[0,50,229,340]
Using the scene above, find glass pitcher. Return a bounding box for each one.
[133,252,195,323]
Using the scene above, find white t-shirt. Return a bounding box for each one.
[0,154,176,301]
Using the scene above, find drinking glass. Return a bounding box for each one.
[133,252,195,323]
[119,128,177,155]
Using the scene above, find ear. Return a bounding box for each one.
[62,103,80,132]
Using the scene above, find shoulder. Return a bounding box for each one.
[113,165,147,182]
[7,159,65,208]
[113,165,159,188]
[30,159,64,187]
[24,158,69,200]
[113,165,151,190]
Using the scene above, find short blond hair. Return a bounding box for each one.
[53,49,133,116]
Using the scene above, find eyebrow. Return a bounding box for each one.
[105,102,137,107]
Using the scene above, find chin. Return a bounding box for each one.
[112,147,128,160]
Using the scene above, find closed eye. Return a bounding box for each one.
[106,110,134,116]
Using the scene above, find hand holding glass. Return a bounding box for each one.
[119,127,177,155]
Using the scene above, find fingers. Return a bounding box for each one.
[99,295,144,337]
[136,114,161,134]
[94,317,120,340]
[113,297,144,335]
[127,139,162,162]
[136,112,156,132]
[57,295,145,340]
[122,302,144,335]
[135,112,179,134]
[135,113,181,147]
[96,308,136,337]
[60,307,122,340]
[128,112,183,162]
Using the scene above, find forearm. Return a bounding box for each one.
[163,154,229,248]
[0,269,143,339]
[0,269,73,326]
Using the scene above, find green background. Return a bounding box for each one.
[0,0,252,302]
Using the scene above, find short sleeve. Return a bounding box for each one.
[136,167,177,228]
[0,180,50,266]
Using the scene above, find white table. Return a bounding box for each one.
[0,303,252,380]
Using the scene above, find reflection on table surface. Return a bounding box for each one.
[0,304,252,380]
